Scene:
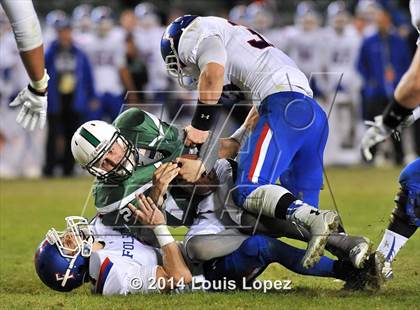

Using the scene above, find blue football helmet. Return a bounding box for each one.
[160,15,198,89]
[34,217,94,292]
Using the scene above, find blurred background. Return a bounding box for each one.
[0,0,419,179]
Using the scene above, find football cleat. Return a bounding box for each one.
[365,251,386,291]
[342,251,385,291]
[348,237,372,269]
[296,210,340,269]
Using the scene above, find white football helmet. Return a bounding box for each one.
[71,121,138,183]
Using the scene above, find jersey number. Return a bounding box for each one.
[228,21,273,50]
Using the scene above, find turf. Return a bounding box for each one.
[1,167,419,309]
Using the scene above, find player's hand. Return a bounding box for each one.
[9,85,47,131]
[176,157,205,183]
[128,194,166,227]
[153,162,180,193]
[184,125,209,146]
[149,163,180,206]
[361,116,392,161]
[218,137,241,159]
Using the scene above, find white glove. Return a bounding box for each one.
[361,116,392,161]
[9,85,48,131]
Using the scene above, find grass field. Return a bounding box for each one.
[1,167,419,309]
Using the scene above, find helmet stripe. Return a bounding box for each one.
[80,127,100,147]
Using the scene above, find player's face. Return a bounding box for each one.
[333,14,348,32]
[95,140,127,173]
[97,20,112,36]
[58,28,72,48]
[61,232,78,255]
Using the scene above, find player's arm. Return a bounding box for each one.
[394,48,420,108]
[1,0,49,130]
[361,4,420,161]
[185,36,226,146]
[128,195,192,291]
[218,105,259,159]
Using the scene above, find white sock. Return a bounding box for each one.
[377,229,409,262]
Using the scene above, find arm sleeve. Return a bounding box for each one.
[196,36,227,70]
[0,0,43,51]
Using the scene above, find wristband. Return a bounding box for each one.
[30,69,49,91]
[383,97,414,129]
[28,84,47,96]
[153,225,175,247]
[191,100,219,131]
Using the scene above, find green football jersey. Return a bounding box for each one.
[92,108,193,231]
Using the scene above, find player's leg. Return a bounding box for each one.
[233,92,307,210]
[203,235,376,290]
[377,158,419,279]
[238,211,371,269]
[185,229,248,262]
[233,93,329,215]
[280,101,328,207]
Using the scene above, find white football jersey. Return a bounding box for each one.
[322,25,362,94]
[285,27,326,84]
[178,16,312,102]
[89,218,161,295]
[82,28,126,95]
[72,29,94,49]
[134,26,169,92]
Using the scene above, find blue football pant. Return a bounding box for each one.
[234,91,329,208]
[399,158,420,227]
[203,235,336,289]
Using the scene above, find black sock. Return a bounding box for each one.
[274,193,296,219]
[388,211,418,239]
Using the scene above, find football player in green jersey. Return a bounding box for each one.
[71,107,209,243]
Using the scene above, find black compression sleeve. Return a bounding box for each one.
[383,97,414,129]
